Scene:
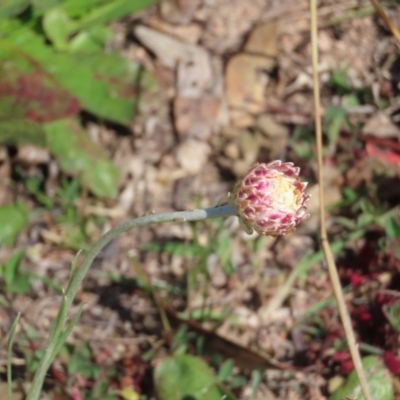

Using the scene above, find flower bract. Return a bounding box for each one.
[233,161,311,236]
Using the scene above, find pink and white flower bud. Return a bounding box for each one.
[233,161,311,236]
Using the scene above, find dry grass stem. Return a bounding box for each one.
[309,0,373,399]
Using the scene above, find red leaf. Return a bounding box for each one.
[383,351,400,375]
[51,363,67,383]
[341,359,354,375]
[347,271,364,288]
[0,62,80,123]
[365,142,400,167]
[354,305,372,322]
[332,351,350,362]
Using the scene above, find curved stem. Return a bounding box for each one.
[26,204,237,400]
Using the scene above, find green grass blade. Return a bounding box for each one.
[7,313,21,400]
[51,306,83,363]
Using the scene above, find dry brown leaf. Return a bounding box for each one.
[160,0,202,25]
[363,111,400,139]
[147,16,202,44]
[16,145,50,166]
[225,53,276,115]
[133,25,210,72]
[174,95,223,140]
[175,138,211,175]
[228,109,256,129]
[256,114,289,158]
[201,0,266,54]
[245,21,279,58]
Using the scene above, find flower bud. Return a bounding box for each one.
[233,161,311,236]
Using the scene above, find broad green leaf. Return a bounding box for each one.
[0,51,80,121]
[384,216,400,239]
[330,356,393,400]
[0,119,46,146]
[61,0,113,18]
[45,118,119,199]
[68,26,112,53]
[0,47,79,144]
[3,250,24,287]
[154,354,236,400]
[0,203,28,246]
[0,18,24,37]
[67,0,158,33]
[0,0,29,21]
[2,29,139,124]
[43,7,71,50]
[218,358,234,381]
[31,0,63,11]
[2,250,31,294]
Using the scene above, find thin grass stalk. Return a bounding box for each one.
[309,1,373,399]
[7,313,21,400]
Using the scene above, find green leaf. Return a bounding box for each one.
[2,29,139,124]
[0,49,80,121]
[31,0,63,11]
[67,0,158,33]
[69,26,112,53]
[0,45,80,145]
[385,299,400,333]
[61,0,113,18]
[357,213,375,228]
[218,358,234,382]
[384,216,400,239]
[1,251,31,294]
[342,93,360,107]
[0,0,29,21]
[0,119,46,146]
[330,356,394,400]
[43,7,71,50]
[0,18,23,38]
[0,251,31,294]
[325,105,347,145]
[7,312,21,400]
[330,69,349,93]
[154,354,237,400]
[69,352,101,378]
[45,118,120,199]
[3,250,23,286]
[0,203,28,246]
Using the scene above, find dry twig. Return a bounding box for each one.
[309,1,373,399]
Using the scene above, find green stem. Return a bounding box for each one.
[26,204,237,400]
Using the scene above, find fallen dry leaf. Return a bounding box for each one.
[201,0,266,54]
[133,25,210,73]
[175,138,211,175]
[363,111,400,139]
[245,21,279,58]
[147,16,202,44]
[225,53,276,116]
[256,114,289,158]
[174,95,224,140]
[160,0,202,25]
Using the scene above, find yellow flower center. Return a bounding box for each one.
[273,177,299,209]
